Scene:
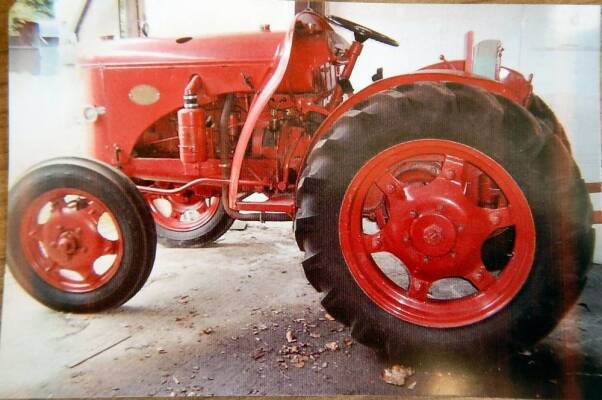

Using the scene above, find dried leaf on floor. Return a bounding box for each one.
[291,354,309,368]
[382,365,415,386]
[325,341,339,351]
[251,348,266,360]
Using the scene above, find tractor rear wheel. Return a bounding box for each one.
[295,82,594,356]
[145,188,233,248]
[7,158,157,312]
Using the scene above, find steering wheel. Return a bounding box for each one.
[326,15,399,47]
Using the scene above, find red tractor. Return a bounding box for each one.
[8,10,599,356]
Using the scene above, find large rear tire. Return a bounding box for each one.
[294,82,594,356]
[7,158,157,313]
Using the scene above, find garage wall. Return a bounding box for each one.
[328,3,602,261]
[143,0,294,37]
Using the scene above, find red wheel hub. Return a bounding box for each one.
[20,189,123,293]
[339,139,536,328]
[146,189,220,232]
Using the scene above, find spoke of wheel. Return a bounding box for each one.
[101,238,118,255]
[484,206,513,233]
[41,256,59,273]
[170,208,183,220]
[407,276,431,302]
[375,171,406,201]
[78,266,101,284]
[440,155,466,185]
[51,197,68,212]
[85,200,106,223]
[374,204,388,227]
[28,224,43,241]
[363,232,387,253]
[465,263,497,291]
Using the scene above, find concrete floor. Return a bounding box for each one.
[1,223,602,398]
[2,65,602,398]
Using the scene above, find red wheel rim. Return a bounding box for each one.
[147,192,220,232]
[339,139,536,328]
[19,188,124,293]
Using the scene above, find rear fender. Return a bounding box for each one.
[297,70,533,180]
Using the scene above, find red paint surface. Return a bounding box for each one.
[338,140,536,327]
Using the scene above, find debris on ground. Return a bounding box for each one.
[309,332,321,338]
[324,313,335,321]
[343,337,353,347]
[290,354,309,368]
[286,330,296,343]
[157,347,167,354]
[251,348,266,360]
[201,328,214,335]
[407,381,417,390]
[325,341,339,351]
[172,376,180,385]
[177,296,189,304]
[382,365,415,386]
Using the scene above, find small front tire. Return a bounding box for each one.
[7,158,157,313]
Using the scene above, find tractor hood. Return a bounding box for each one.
[78,31,286,67]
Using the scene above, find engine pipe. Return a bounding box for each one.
[219,93,290,222]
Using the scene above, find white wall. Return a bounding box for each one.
[330,3,602,263]
[144,0,294,37]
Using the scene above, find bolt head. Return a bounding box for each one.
[445,170,455,179]
[386,184,395,194]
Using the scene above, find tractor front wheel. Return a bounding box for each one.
[7,158,157,312]
[295,82,594,356]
